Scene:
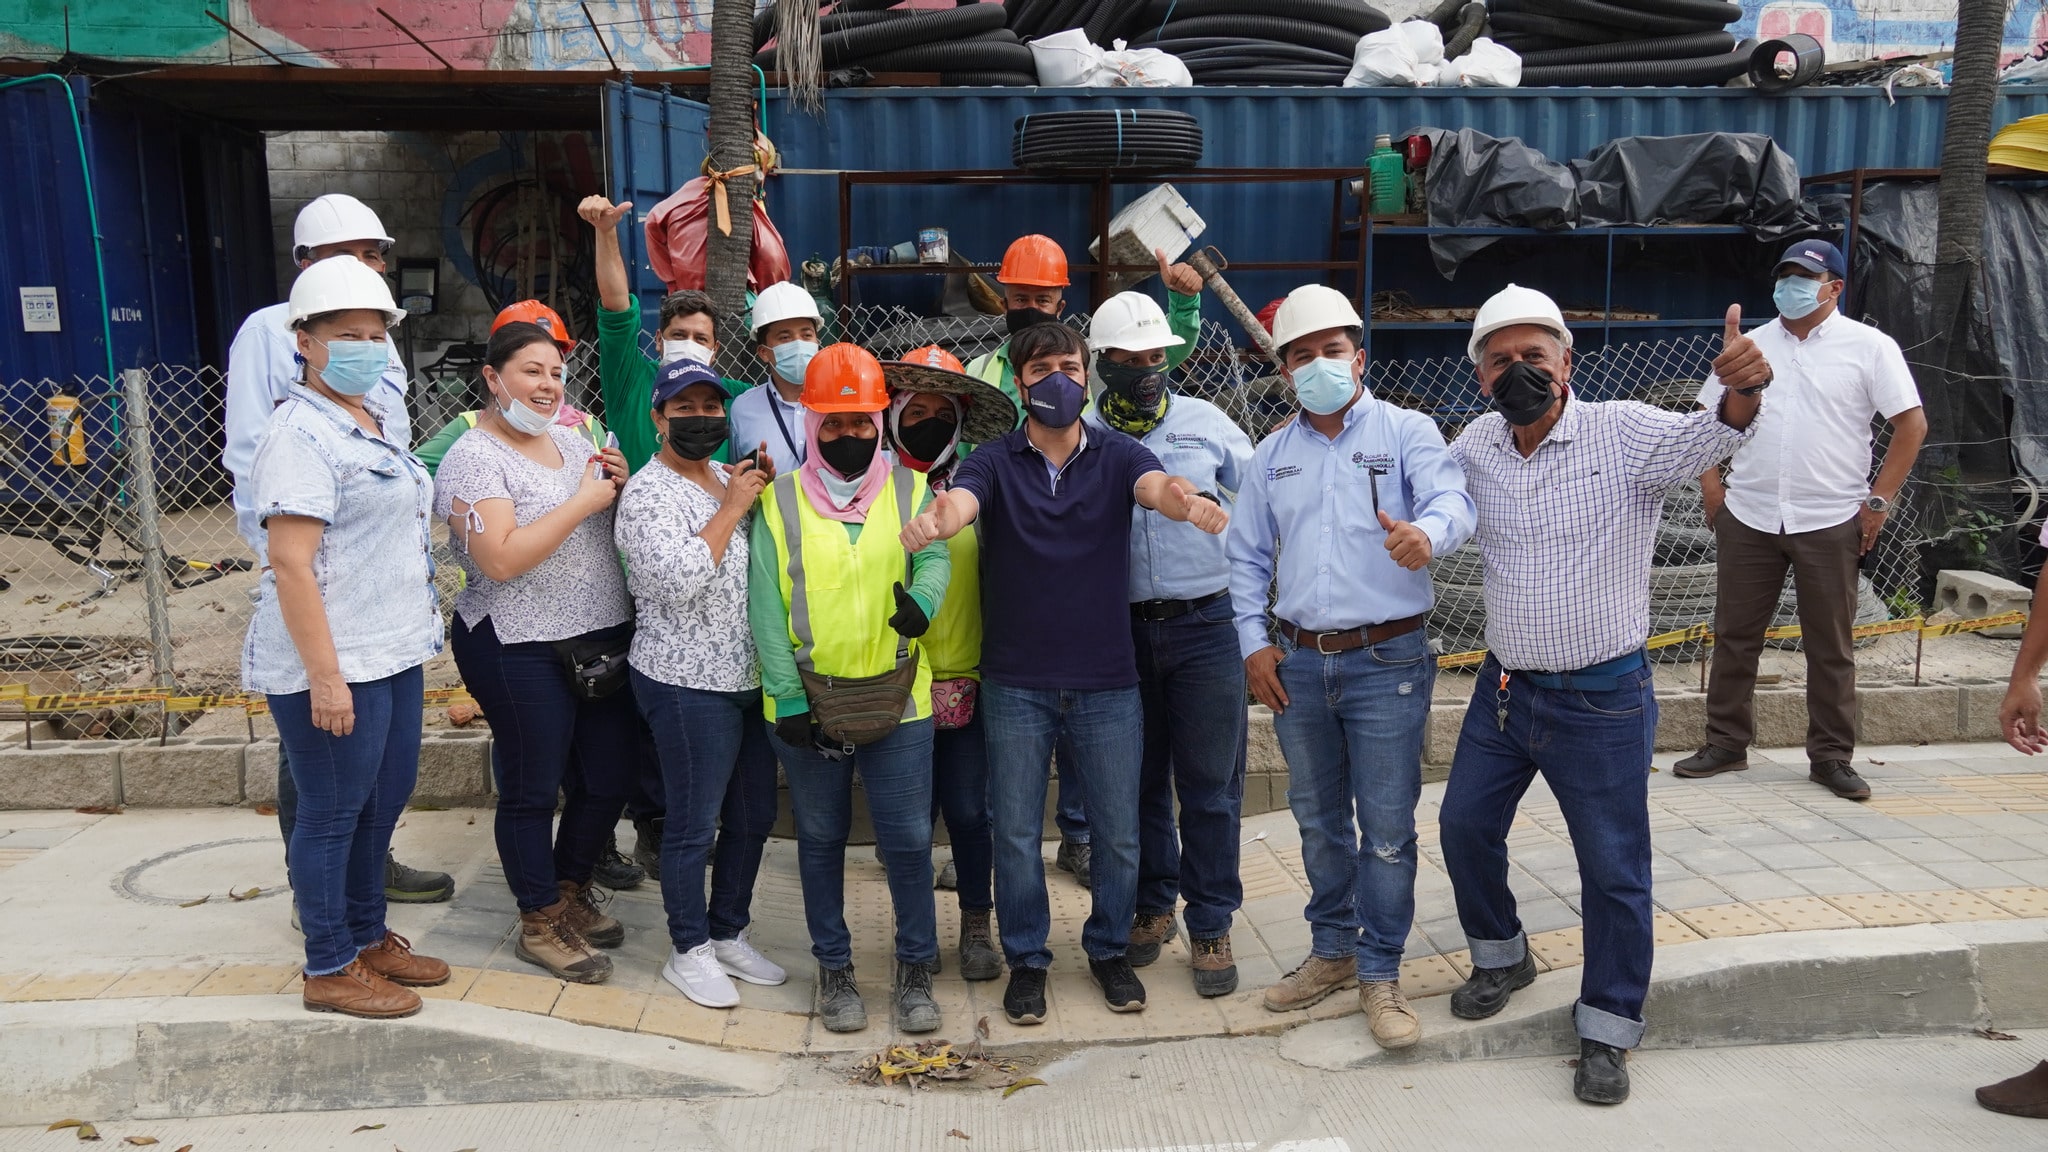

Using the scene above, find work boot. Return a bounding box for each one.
[516,901,613,984]
[1055,837,1093,889]
[1090,956,1147,1012]
[1191,934,1238,998]
[356,930,450,987]
[1004,965,1049,1025]
[1672,745,1748,778]
[958,909,1002,982]
[557,878,625,948]
[1127,912,1177,967]
[384,853,454,903]
[303,958,421,1019]
[1574,1038,1630,1105]
[1263,953,1356,1012]
[1977,1061,2048,1118]
[894,960,942,1033]
[632,820,663,880]
[592,846,646,891]
[1809,760,1872,801]
[817,964,867,1033]
[1450,951,1537,1020]
[1361,981,1421,1049]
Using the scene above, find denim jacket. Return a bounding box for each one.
[241,384,443,695]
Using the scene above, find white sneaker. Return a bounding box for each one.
[663,942,740,1008]
[712,929,788,986]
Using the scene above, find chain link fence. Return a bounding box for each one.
[0,309,2026,706]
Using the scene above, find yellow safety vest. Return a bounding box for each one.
[758,466,934,723]
[923,523,980,681]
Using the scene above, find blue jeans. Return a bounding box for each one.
[982,681,1144,967]
[1134,599,1247,940]
[272,664,424,975]
[631,669,778,952]
[275,746,297,858]
[1052,735,1090,844]
[1439,654,1656,1050]
[451,616,641,914]
[1271,628,1433,982]
[771,718,939,969]
[932,707,993,912]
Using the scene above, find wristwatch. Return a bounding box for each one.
[1864,493,1891,514]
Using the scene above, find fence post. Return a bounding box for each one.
[121,368,177,698]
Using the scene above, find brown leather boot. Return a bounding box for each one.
[358,930,451,987]
[557,879,625,948]
[303,958,422,1019]
[1978,1061,2048,1119]
[517,900,613,984]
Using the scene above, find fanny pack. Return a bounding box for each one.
[798,639,920,749]
[552,628,633,701]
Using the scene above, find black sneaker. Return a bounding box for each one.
[1003,965,1049,1025]
[1054,838,1093,889]
[817,964,867,1033]
[1672,745,1748,779]
[1089,956,1146,1013]
[632,819,663,880]
[1449,950,1536,1020]
[894,960,941,1033]
[1810,760,1872,801]
[592,846,646,891]
[384,854,454,904]
[1573,1038,1630,1105]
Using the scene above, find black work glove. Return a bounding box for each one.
[887,581,930,639]
[774,712,812,749]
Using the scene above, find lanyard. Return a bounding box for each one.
[766,390,805,465]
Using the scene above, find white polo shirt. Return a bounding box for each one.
[1697,311,1921,535]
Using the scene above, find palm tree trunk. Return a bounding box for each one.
[704,0,760,344]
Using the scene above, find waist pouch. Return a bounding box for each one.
[798,642,919,748]
[552,628,634,701]
[930,676,978,730]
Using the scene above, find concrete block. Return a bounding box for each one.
[1752,689,1811,748]
[243,741,281,804]
[1245,707,1284,776]
[412,730,493,803]
[1934,569,2032,637]
[0,741,123,808]
[0,999,144,1122]
[1941,920,2048,1029]
[1424,700,1465,766]
[120,738,246,806]
[1652,690,1708,751]
[1857,684,1961,746]
[1958,680,2010,741]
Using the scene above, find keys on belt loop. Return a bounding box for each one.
[1495,670,1511,732]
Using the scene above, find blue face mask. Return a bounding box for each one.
[314,338,388,397]
[1290,355,1359,416]
[771,339,819,385]
[1773,275,1827,320]
[1023,371,1086,429]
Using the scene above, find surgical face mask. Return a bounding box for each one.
[1490,361,1559,426]
[896,416,958,467]
[314,338,387,397]
[1005,307,1060,337]
[1023,371,1086,429]
[817,430,878,477]
[489,375,559,436]
[667,415,728,461]
[1773,275,1827,320]
[1289,355,1358,416]
[1095,357,1165,409]
[662,338,714,367]
[770,339,819,384]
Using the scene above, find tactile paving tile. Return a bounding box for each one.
[1979,887,2048,917]
[551,984,650,1031]
[6,970,124,1001]
[1440,949,1474,979]
[188,964,298,997]
[1397,953,1466,999]
[1747,896,1860,932]
[463,968,565,1014]
[1899,889,2015,923]
[1651,911,1704,947]
[416,965,482,1001]
[1527,927,1583,971]
[1819,892,1936,927]
[100,967,215,999]
[1673,903,1778,939]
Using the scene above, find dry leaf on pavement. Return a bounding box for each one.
[351,1124,385,1133]
[122,1139,159,1146]
[948,1130,970,1140]
[47,1121,87,1132]
[1977,1028,2020,1041]
[1001,1077,1045,1098]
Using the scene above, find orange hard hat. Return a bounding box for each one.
[801,343,889,412]
[493,300,575,351]
[997,234,1069,288]
[901,344,965,374]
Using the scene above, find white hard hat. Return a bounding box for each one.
[1469,283,1572,364]
[293,194,393,257]
[751,281,823,334]
[1269,285,1362,353]
[287,255,404,329]
[1089,292,1185,353]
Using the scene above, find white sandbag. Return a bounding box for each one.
[1029,27,1107,87]
[1102,41,1195,87]
[1344,26,1421,87]
[1397,18,1444,66]
[1449,37,1520,87]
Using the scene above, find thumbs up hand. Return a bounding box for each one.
[1379,508,1432,571]
[1710,303,1772,393]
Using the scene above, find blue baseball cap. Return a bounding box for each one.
[651,360,728,407]
[1775,239,1846,280]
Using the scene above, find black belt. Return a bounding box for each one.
[1279,613,1425,654]
[1131,590,1228,622]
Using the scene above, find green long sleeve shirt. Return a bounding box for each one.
[596,302,740,472]
[746,493,950,721]
[965,290,1202,416]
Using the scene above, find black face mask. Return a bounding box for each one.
[818,431,879,477]
[1005,307,1060,337]
[1095,357,1166,409]
[1491,361,1560,427]
[896,416,958,466]
[666,415,728,461]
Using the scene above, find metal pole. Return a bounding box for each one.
[121,368,176,699]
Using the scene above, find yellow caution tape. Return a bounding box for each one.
[1436,649,1489,670]
[0,684,27,701]
[1646,623,1711,650]
[1920,611,2026,638]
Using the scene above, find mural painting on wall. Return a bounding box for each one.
[1732,1,2048,61]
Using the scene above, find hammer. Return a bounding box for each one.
[1183,245,1284,368]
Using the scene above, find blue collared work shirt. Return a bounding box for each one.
[1227,391,1476,659]
[1085,395,1254,602]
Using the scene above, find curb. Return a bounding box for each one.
[0,994,784,1122]
[1276,919,2048,1071]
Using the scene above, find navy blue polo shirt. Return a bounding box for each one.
[952,425,1164,690]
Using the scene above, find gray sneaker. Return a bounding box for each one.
[817,964,867,1033]
[894,960,941,1033]
[384,853,454,903]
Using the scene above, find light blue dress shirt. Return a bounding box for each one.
[727,381,808,472]
[1086,395,1255,602]
[1227,389,1476,659]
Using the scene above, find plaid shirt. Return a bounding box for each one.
[1449,399,1751,672]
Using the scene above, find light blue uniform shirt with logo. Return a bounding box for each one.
[1226,389,1476,659]
[1085,395,1254,602]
